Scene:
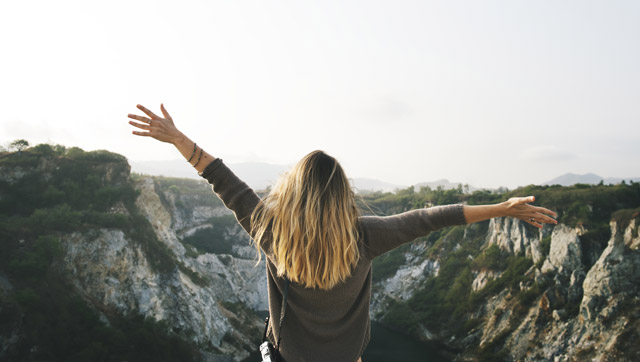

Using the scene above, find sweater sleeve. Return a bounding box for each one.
[359,204,467,259]
[199,159,261,236]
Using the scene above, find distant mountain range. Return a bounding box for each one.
[130,160,639,192]
[542,173,640,186]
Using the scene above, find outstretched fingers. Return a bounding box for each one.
[524,218,544,228]
[128,120,151,131]
[532,212,557,225]
[137,104,161,119]
[128,114,151,123]
[160,103,173,121]
[132,130,152,137]
[533,205,558,218]
[517,209,558,228]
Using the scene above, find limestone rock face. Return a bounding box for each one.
[134,178,267,311]
[63,230,231,347]
[135,178,187,257]
[370,239,440,322]
[58,176,267,361]
[372,216,640,361]
[486,217,544,264]
[624,218,640,250]
[480,221,640,361]
[541,224,583,275]
[581,221,640,321]
[383,258,440,300]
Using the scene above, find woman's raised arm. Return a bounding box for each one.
[127,103,215,173]
[128,103,261,235]
[463,196,558,228]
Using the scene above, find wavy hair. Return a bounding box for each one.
[251,150,360,290]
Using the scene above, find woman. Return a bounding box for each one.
[128,104,557,362]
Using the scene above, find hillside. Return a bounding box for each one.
[0,145,266,361]
[1,144,640,361]
[360,183,640,360]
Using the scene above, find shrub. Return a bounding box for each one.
[472,244,505,271]
[540,236,552,257]
[7,235,62,279]
[372,245,407,282]
[28,204,81,232]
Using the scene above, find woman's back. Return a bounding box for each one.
[200,156,466,362]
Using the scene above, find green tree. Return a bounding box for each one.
[10,139,30,151]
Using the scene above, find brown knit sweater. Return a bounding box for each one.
[200,159,467,362]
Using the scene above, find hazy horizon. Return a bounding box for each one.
[126,157,639,191]
[2,1,638,189]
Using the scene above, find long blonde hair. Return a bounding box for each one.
[251,150,360,290]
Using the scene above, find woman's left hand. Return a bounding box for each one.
[502,196,558,228]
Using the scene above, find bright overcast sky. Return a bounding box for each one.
[1,0,638,189]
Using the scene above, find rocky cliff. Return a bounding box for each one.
[0,146,267,361]
[371,214,640,361]
[61,177,268,359]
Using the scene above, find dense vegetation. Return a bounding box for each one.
[361,180,640,355]
[0,145,198,361]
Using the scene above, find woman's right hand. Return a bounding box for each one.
[128,104,184,145]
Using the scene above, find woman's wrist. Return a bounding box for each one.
[171,131,187,146]
[496,201,509,218]
[172,133,196,161]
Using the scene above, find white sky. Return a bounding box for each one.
[1,0,639,189]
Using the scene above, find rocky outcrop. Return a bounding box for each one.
[581,221,640,321]
[370,239,440,317]
[373,216,640,361]
[627,219,640,250]
[63,229,231,345]
[59,176,267,361]
[541,224,583,276]
[382,258,440,301]
[136,178,267,311]
[486,217,545,264]
[479,220,639,361]
[135,178,188,257]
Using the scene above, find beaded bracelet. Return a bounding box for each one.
[187,142,197,163]
[192,147,204,167]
